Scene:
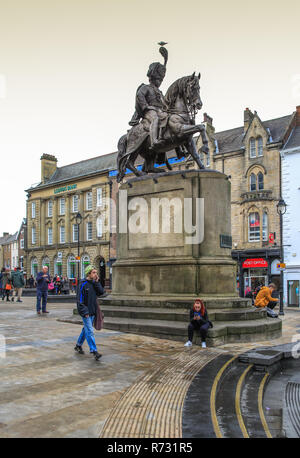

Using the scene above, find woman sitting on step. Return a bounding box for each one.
[184,299,213,348]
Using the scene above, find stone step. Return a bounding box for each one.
[99,296,251,310]
[95,305,267,322]
[101,316,282,346]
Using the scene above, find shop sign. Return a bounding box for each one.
[54,184,77,194]
[220,234,232,248]
[242,258,268,268]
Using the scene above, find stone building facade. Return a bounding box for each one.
[25,153,116,285]
[197,108,299,297]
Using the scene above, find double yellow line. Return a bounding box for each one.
[210,357,272,438]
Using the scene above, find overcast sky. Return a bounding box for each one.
[1,0,300,235]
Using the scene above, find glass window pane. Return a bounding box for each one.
[262,212,268,241]
[250,138,256,158]
[257,137,263,156]
[258,172,264,190]
[248,212,260,241]
[250,173,256,191]
[97,188,102,207]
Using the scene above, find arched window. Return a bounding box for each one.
[42,256,50,273]
[67,255,76,279]
[262,212,268,241]
[250,173,256,191]
[31,257,38,277]
[250,138,256,158]
[81,254,90,278]
[248,212,260,242]
[258,172,264,190]
[257,137,263,156]
[54,256,62,277]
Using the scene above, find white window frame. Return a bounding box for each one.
[48,200,53,217]
[86,192,92,210]
[86,222,93,241]
[60,225,65,244]
[262,212,268,241]
[96,188,103,207]
[72,224,79,242]
[59,197,65,215]
[248,212,260,242]
[257,137,263,156]
[97,217,103,238]
[48,227,53,245]
[250,138,256,158]
[72,195,79,213]
[31,202,36,218]
[32,226,36,245]
[20,238,24,249]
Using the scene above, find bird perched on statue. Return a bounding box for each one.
[157,42,168,67]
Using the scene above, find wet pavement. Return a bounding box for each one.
[0,298,299,438]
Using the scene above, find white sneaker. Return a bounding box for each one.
[201,342,207,348]
[184,341,192,347]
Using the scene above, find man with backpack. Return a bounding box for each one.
[254,283,279,317]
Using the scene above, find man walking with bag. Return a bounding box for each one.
[74,265,105,361]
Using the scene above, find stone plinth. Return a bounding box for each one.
[112,169,236,298]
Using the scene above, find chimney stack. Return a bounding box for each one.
[40,153,57,183]
[203,112,215,134]
[244,108,254,132]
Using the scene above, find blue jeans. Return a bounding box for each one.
[77,316,97,353]
[36,290,48,312]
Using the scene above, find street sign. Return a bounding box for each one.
[269,233,274,244]
[277,263,286,269]
[57,252,62,258]
[75,256,81,260]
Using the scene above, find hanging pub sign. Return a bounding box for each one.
[242,258,268,268]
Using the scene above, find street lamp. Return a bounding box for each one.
[276,198,287,316]
[75,212,83,290]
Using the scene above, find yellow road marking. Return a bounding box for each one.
[235,364,253,438]
[210,355,238,438]
[258,373,272,438]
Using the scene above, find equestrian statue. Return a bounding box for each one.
[116,44,209,183]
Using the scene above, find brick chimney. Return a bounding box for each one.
[2,232,9,237]
[203,112,215,135]
[244,108,254,132]
[40,154,57,183]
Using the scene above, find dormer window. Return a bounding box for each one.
[257,137,263,156]
[250,138,256,158]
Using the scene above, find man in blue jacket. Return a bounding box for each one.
[36,266,51,315]
[75,265,105,361]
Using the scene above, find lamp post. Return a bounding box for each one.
[276,198,287,316]
[75,212,83,291]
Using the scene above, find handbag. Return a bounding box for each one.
[48,282,54,290]
[94,299,104,330]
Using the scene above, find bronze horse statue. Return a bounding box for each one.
[116,73,209,183]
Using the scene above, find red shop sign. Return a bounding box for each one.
[242,258,268,268]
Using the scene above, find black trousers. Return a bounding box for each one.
[267,301,278,310]
[188,321,210,342]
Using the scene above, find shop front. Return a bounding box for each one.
[232,248,281,298]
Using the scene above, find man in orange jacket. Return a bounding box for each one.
[254,283,279,317]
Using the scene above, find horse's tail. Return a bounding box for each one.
[117,134,128,183]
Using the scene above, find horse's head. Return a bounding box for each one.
[186,72,202,111]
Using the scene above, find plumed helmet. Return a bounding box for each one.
[147,62,166,80]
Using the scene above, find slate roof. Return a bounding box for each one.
[214,114,293,154]
[0,232,18,245]
[27,152,118,191]
[282,126,300,150]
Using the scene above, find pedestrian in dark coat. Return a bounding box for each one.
[36,266,51,314]
[75,265,105,361]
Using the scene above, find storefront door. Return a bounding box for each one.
[287,280,300,307]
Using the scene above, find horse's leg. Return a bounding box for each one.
[186,136,205,170]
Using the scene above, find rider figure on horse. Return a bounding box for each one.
[129,53,168,150]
